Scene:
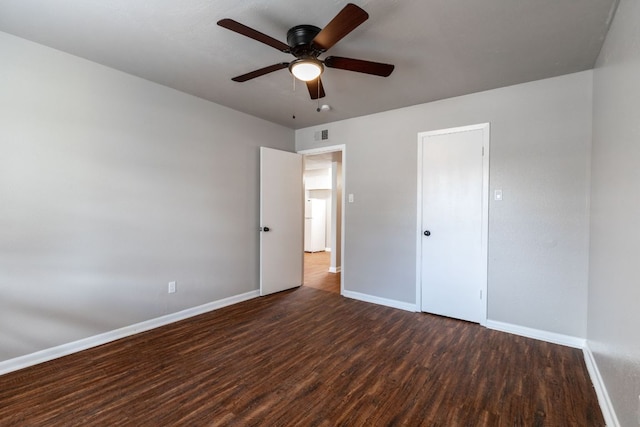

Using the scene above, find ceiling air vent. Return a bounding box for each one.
[314,129,329,141]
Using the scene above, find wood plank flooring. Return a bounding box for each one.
[0,286,603,426]
[304,251,340,294]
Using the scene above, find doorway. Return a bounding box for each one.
[416,124,489,324]
[299,145,345,295]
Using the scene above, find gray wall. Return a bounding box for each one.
[0,32,294,362]
[589,0,640,424]
[297,71,592,338]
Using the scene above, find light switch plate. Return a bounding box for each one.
[494,189,503,201]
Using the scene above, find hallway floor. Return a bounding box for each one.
[303,251,340,294]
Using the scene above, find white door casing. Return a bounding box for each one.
[416,124,489,324]
[260,147,303,296]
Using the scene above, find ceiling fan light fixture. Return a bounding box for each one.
[289,59,324,81]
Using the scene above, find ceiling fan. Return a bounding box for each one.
[217,3,395,100]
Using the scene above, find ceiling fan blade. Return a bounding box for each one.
[231,63,290,82]
[324,56,395,77]
[217,19,290,53]
[311,3,368,51]
[306,78,326,100]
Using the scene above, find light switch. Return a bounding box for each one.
[348,194,354,203]
[494,189,503,201]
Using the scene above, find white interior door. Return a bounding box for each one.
[260,147,303,296]
[418,124,489,323]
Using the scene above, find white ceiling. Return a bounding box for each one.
[0,0,617,130]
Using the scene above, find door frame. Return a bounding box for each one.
[415,123,490,325]
[298,144,346,295]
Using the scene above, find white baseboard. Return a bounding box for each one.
[342,290,416,312]
[0,290,260,376]
[485,320,586,348]
[328,266,341,273]
[583,344,620,427]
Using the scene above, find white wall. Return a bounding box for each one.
[297,71,592,338]
[589,0,640,424]
[0,32,294,362]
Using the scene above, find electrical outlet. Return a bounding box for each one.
[168,281,177,294]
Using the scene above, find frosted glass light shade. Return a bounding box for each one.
[290,59,323,81]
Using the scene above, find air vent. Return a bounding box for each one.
[314,129,329,141]
[313,130,329,141]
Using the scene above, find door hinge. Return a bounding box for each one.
[482,146,485,156]
[480,290,483,299]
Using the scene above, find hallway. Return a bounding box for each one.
[303,251,340,294]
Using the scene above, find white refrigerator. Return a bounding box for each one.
[304,199,326,252]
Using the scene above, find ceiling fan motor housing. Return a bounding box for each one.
[287,25,322,58]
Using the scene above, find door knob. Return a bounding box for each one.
[423,230,431,236]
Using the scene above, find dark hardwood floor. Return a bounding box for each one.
[0,284,603,426]
[304,251,340,294]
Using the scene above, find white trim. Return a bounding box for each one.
[298,144,346,296]
[415,136,423,312]
[583,344,620,427]
[0,290,259,376]
[485,319,585,348]
[328,266,342,273]
[343,290,417,312]
[416,123,490,325]
[480,124,490,326]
